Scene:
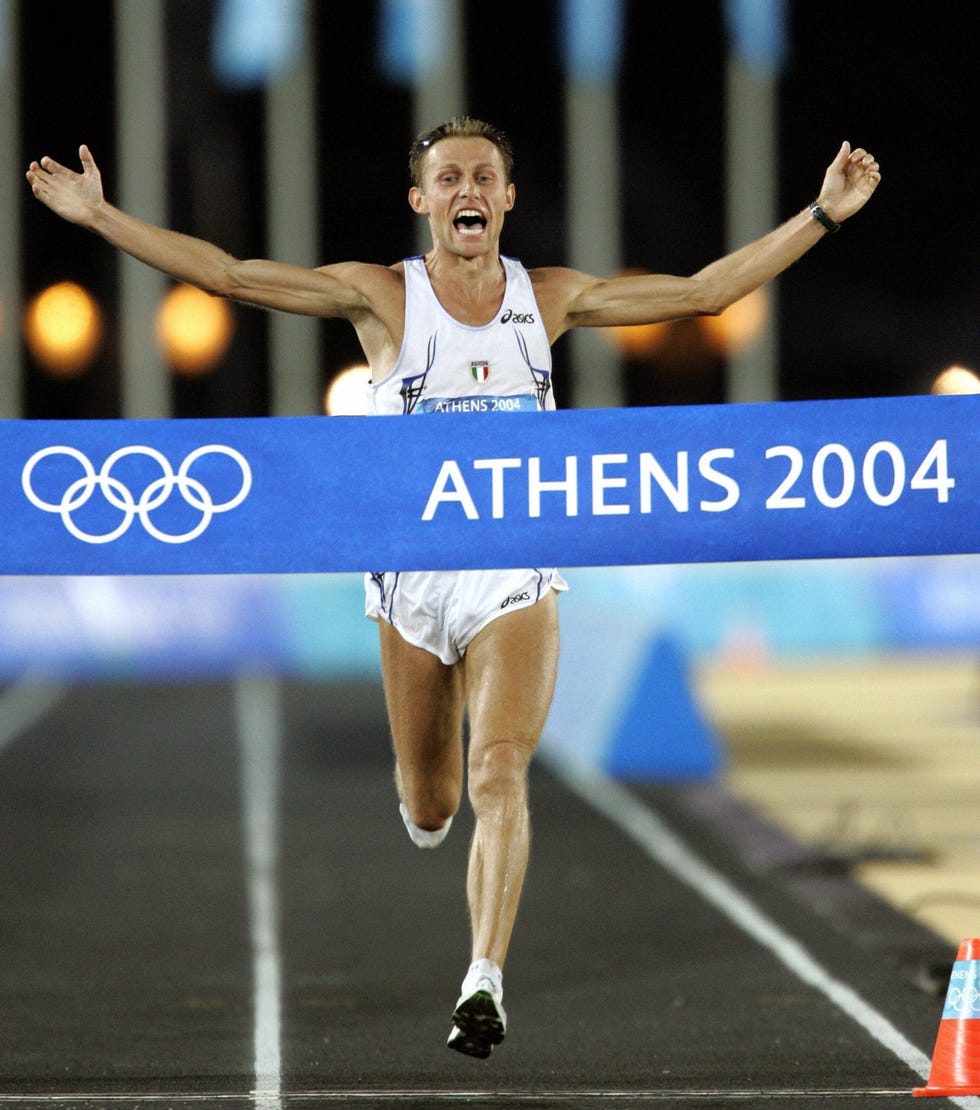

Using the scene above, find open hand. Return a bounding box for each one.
[816,141,881,223]
[26,144,105,228]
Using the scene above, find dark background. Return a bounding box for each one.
[15,0,979,418]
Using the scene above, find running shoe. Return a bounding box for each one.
[446,964,506,1058]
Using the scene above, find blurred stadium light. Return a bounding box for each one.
[931,366,980,395]
[378,0,447,83]
[156,284,235,375]
[560,0,624,82]
[325,365,371,416]
[23,281,104,377]
[212,0,305,88]
[724,0,787,74]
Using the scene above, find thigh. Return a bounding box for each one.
[463,589,560,763]
[378,619,466,783]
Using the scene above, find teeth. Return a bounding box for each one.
[453,208,487,237]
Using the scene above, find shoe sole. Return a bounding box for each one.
[447,989,506,1058]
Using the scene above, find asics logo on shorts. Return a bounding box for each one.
[22,444,251,544]
[499,590,530,609]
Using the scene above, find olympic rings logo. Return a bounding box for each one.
[22,444,252,544]
[947,984,980,1015]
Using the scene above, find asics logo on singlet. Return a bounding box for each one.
[500,308,535,325]
[499,591,530,609]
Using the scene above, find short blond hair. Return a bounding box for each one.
[409,117,514,189]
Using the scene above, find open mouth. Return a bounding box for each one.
[453,209,487,236]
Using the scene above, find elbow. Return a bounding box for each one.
[691,278,735,318]
[208,260,248,301]
[693,291,727,318]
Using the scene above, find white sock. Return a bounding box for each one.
[399,801,452,848]
[461,957,503,1004]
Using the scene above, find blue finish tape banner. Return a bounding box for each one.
[3,394,978,575]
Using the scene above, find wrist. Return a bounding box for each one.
[86,198,113,235]
[809,200,841,234]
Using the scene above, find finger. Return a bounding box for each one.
[830,140,851,171]
[78,144,101,179]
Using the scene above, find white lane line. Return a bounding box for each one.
[542,753,980,1110]
[235,676,284,1110]
[0,1088,934,1102]
[0,681,65,755]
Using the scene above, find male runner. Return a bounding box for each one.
[27,117,880,1057]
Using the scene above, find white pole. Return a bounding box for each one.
[564,76,623,408]
[0,0,22,417]
[266,1,320,416]
[412,0,464,255]
[562,0,624,408]
[724,34,779,402]
[114,0,170,418]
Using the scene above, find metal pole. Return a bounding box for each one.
[266,0,320,416]
[724,52,778,402]
[114,0,170,418]
[0,0,22,417]
[564,77,623,408]
[412,0,464,254]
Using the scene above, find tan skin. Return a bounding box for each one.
[26,135,881,969]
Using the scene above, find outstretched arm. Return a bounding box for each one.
[26,144,373,319]
[547,141,880,336]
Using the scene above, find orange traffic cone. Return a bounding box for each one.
[915,938,980,1096]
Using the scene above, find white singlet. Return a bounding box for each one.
[364,254,567,664]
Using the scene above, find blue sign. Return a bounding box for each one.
[3,394,978,575]
[943,959,980,1021]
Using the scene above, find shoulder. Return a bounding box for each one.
[528,265,596,293]
[527,266,601,342]
[312,259,406,316]
[317,258,407,289]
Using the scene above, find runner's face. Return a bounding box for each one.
[409,137,515,256]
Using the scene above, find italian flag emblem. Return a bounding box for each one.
[470,360,490,383]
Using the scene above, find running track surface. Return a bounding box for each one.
[0,678,973,1110]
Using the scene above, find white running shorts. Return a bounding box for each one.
[364,568,568,665]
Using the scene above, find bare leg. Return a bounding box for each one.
[462,590,560,968]
[378,621,465,832]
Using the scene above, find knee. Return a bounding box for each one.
[399,773,460,831]
[467,740,530,814]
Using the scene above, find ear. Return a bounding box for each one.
[408,186,428,215]
[504,182,515,212]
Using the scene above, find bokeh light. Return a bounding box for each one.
[930,365,980,395]
[601,278,769,363]
[600,270,671,359]
[603,318,672,359]
[325,365,371,415]
[22,281,105,378]
[698,288,769,355]
[156,284,235,376]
